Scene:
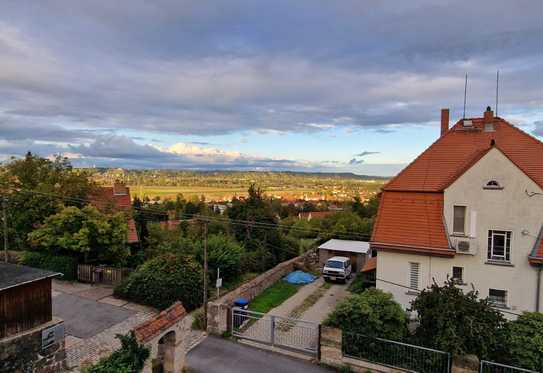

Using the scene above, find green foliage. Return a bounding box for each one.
[20,251,77,280]
[348,273,375,294]
[83,332,149,373]
[115,254,203,310]
[410,279,507,358]
[318,212,373,240]
[144,222,197,258]
[27,205,129,265]
[248,280,300,313]
[504,312,543,371]
[0,153,93,250]
[195,234,244,282]
[324,288,407,341]
[191,309,206,330]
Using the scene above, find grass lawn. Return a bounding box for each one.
[248,280,301,314]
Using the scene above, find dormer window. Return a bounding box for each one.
[483,180,503,190]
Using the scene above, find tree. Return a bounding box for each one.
[504,312,543,371]
[227,184,286,266]
[194,234,245,282]
[114,253,203,310]
[0,153,93,250]
[27,205,129,265]
[318,212,372,240]
[410,279,507,358]
[324,288,407,341]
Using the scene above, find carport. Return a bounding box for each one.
[318,239,370,273]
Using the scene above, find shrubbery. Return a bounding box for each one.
[410,279,507,359]
[504,312,543,371]
[20,251,77,280]
[195,234,244,282]
[83,332,149,373]
[324,288,407,341]
[114,254,203,310]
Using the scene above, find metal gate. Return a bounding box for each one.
[480,360,539,373]
[231,307,319,357]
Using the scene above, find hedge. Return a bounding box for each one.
[83,332,149,373]
[20,251,77,281]
[114,254,203,310]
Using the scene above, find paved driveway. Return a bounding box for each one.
[53,293,135,338]
[186,336,332,373]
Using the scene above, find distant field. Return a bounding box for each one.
[129,185,323,201]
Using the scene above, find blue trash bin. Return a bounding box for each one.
[233,297,249,328]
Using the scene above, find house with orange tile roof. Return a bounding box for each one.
[89,182,139,244]
[372,107,543,318]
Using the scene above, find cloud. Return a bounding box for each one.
[533,121,543,137]
[355,151,380,157]
[348,158,364,165]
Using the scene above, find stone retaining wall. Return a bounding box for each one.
[0,318,66,373]
[207,254,309,335]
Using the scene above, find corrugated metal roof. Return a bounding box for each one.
[318,239,370,254]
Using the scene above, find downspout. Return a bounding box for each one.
[537,266,542,313]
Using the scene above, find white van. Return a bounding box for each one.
[322,256,352,283]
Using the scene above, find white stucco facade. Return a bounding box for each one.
[377,148,543,318]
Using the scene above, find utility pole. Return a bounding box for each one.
[202,218,209,330]
[3,196,7,263]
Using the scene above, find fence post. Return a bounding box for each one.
[270,315,275,346]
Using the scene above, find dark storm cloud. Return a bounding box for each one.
[1,0,543,168]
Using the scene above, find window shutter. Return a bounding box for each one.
[409,262,420,290]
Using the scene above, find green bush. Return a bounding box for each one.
[504,312,543,371]
[83,332,149,373]
[114,254,203,310]
[410,279,507,358]
[324,288,407,341]
[20,251,77,280]
[191,309,206,330]
[348,273,375,294]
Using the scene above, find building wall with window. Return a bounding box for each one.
[377,148,543,318]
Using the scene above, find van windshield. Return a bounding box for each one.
[326,260,344,269]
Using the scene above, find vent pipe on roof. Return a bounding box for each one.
[441,108,449,137]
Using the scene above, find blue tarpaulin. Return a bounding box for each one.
[284,270,316,285]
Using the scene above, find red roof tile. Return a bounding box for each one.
[89,184,139,243]
[385,117,543,192]
[374,113,543,261]
[134,302,187,343]
[361,257,377,272]
[372,191,453,256]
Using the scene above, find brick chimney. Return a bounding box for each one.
[484,106,494,122]
[441,108,449,136]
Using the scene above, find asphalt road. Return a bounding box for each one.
[53,293,135,338]
[186,336,333,373]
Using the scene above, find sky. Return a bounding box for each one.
[1,1,543,176]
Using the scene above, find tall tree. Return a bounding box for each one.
[0,153,93,249]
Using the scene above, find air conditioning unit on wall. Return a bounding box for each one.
[452,237,478,255]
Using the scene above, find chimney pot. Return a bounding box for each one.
[440,108,449,136]
[484,107,494,123]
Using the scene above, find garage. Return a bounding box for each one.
[318,239,370,273]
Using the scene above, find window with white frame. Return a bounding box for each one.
[453,206,466,234]
[487,230,512,262]
[488,289,507,307]
[409,262,420,290]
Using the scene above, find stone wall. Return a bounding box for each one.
[0,318,66,373]
[207,254,309,335]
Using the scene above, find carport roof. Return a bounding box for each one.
[0,263,60,291]
[318,239,370,254]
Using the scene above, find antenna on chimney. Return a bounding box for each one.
[495,70,500,117]
[463,73,468,119]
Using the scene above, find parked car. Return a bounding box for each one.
[322,256,352,283]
